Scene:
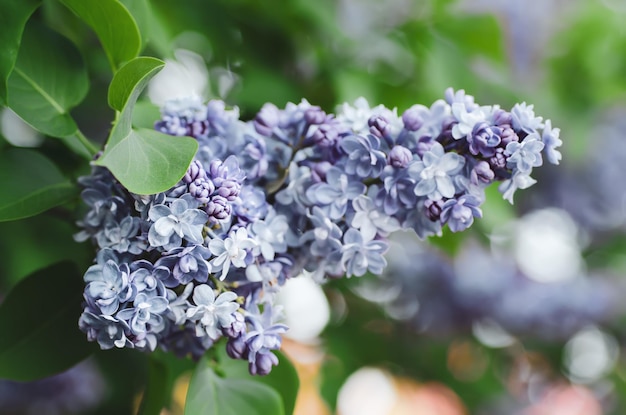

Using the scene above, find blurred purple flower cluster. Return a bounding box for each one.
[363,231,621,341]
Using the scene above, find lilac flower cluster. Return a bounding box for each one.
[76,89,561,374]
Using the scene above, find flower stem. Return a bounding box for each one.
[75,130,100,156]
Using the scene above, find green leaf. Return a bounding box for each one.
[97,128,198,195]
[217,346,300,415]
[184,356,284,415]
[59,0,141,71]
[0,261,94,381]
[108,56,164,113]
[132,100,162,129]
[119,0,152,50]
[0,0,41,104]
[138,356,169,415]
[0,148,78,222]
[6,23,89,139]
[95,57,198,195]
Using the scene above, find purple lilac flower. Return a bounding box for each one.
[186,285,240,340]
[302,206,343,257]
[244,306,288,376]
[305,166,366,220]
[340,228,389,277]
[468,122,502,157]
[209,227,258,279]
[388,145,413,168]
[511,102,544,134]
[339,134,387,178]
[254,102,280,136]
[233,185,269,223]
[155,96,208,137]
[247,211,289,261]
[155,244,212,286]
[377,167,418,215]
[505,133,545,173]
[85,260,134,315]
[499,171,537,204]
[148,198,208,250]
[95,216,142,254]
[129,260,168,296]
[79,312,132,349]
[408,142,465,201]
[351,194,400,240]
[541,119,562,164]
[451,103,488,140]
[116,293,168,336]
[440,194,483,232]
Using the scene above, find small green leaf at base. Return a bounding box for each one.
[96,56,198,195]
[94,128,198,195]
[0,261,94,381]
[185,356,284,415]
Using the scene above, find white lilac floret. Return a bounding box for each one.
[76,88,562,375]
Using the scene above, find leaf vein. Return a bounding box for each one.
[13,67,66,114]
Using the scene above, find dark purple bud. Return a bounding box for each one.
[424,199,443,221]
[388,145,413,168]
[250,350,279,376]
[402,107,423,131]
[189,178,215,203]
[206,196,231,222]
[500,126,519,146]
[440,116,456,141]
[489,148,507,170]
[368,115,391,138]
[304,106,326,125]
[223,312,246,338]
[254,103,280,136]
[184,160,207,184]
[310,161,332,182]
[188,120,209,138]
[468,122,501,157]
[415,137,435,158]
[492,109,512,126]
[216,179,241,201]
[226,336,248,360]
[310,124,339,148]
[471,161,495,185]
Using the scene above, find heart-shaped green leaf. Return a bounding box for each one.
[0,261,95,381]
[6,23,88,139]
[0,0,41,104]
[95,57,198,195]
[59,0,141,71]
[0,148,78,222]
[96,128,198,195]
[184,356,285,415]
